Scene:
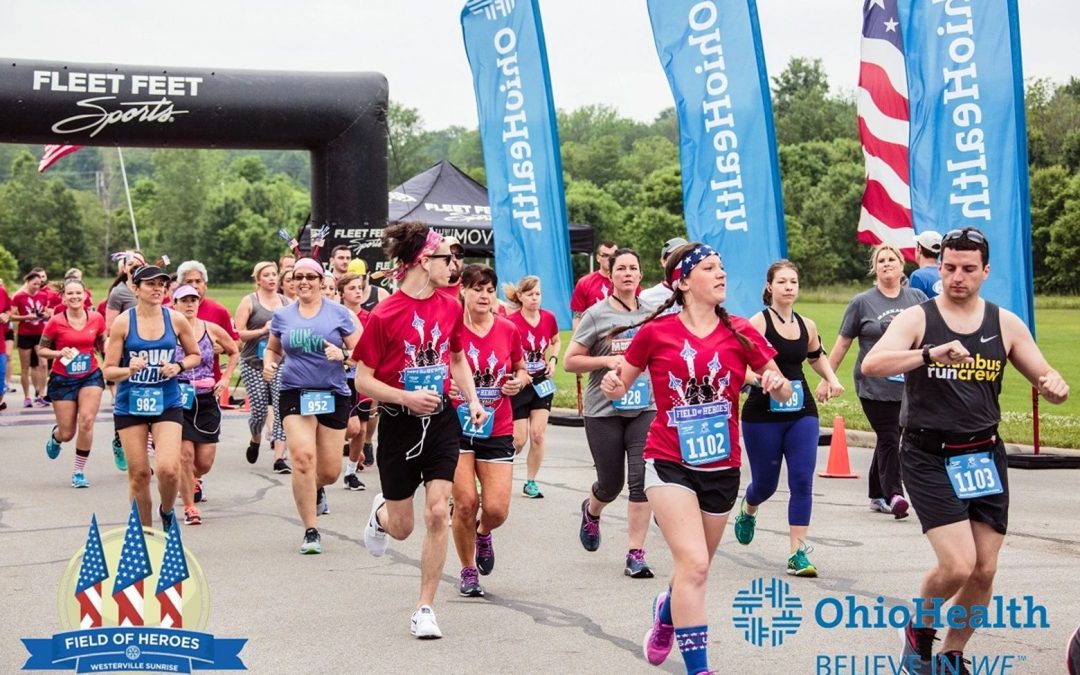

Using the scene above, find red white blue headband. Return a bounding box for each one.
[669,244,719,284]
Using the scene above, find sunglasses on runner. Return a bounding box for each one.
[292,273,322,281]
[427,254,455,264]
[943,229,987,246]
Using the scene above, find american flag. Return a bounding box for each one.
[75,514,110,629]
[112,501,153,627]
[856,0,915,259]
[155,516,190,628]
[38,144,82,173]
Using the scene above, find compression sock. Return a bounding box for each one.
[74,449,90,473]
[675,625,709,674]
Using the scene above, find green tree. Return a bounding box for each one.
[771,57,858,146]
[149,150,217,261]
[1029,166,1072,290]
[388,101,436,186]
[0,244,18,284]
[1043,172,1080,293]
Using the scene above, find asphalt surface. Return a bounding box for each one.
[2,403,1078,674]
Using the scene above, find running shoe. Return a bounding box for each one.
[362,443,375,466]
[522,479,544,498]
[184,506,202,526]
[733,497,756,545]
[316,487,329,515]
[458,566,485,597]
[46,426,62,459]
[343,473,366,491]
[194,478,204,504]
[642,591,674,666]
[476,531,495,575]
[112,434,127,471]
[890,494,910,519]
[71,472,89,488]
[34,396,49,408]
[934,651,970,675]
[869,497,891,514]
[579,498,601,552]
[159,506,175,532]
[625,549,655,578]
[410,605,442,639]
[787,542,818,577]
[23,397,32,408]
[899,621,937,675]
[273,458,291,474]
[245,441,259,465]
[0,401,6,412]
[364,493,389,557]
[300,527,322,554]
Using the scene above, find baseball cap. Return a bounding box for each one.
[444,235,464,251]
[171,284,200,301]
[660,237,690,260]
[132,265,170,284]
[347,259,369,276]
[915,230,943,253]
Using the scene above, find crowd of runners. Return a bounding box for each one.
[0,223,1069,675]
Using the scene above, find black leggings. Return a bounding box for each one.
[583,412,654,504]
[858,397,903,500]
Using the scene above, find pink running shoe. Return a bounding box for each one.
[642,591,674,666]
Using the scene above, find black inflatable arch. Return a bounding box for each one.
[0,58,388,267]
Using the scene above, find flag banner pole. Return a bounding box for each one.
[117,148,141,251]
[646,0,787,318]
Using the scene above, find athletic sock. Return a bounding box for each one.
[74,449,90,472]
[659,586,673,624]
[345,460,358,475]
[675,625,709,674]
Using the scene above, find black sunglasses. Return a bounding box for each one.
[292,273,322,281]
[428,254,455,264]
[943,229,986,246]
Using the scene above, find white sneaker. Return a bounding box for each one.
[364,493,389,557]
[410,605,442,639]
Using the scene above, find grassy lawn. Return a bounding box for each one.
[33,279,1080,448]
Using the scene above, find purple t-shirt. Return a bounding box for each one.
[270,300,355,396]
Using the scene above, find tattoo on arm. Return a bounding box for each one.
[38,336,53,349]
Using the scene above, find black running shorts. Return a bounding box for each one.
[115,407,184,431]
[459,434,515,463]
[510,382,554,420]
[278,388,350,430]
[643,458,740,516]
[377,400,460,501]
[181,393,222,444]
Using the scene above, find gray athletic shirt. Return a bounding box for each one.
[839,285,927,401]
[571,297,657,417]
[106,283,136,312]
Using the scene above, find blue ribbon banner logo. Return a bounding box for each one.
[898,0,1034,328]
[461,0,575,328]
[22,507,246,672]
[647,0,787,318]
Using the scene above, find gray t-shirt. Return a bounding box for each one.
[106,283,136,313]
[571,297,657,417]
[839,285,928,401]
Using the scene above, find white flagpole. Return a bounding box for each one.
[117,148,140,251]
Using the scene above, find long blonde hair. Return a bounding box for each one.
[503,275,540,308]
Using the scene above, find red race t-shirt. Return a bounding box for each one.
[197,296,239,381]
[508,309,559,377]
[453,316,523,438]
[11,290,49,336]
[353,291,463,395]
[569,271,612,313]
[624,312,775,470]
[0,287,10,314]
[43,310,106,378]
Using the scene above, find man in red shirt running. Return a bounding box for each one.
[570,240,617,330]
[176,261,240,387]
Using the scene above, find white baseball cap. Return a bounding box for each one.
[915,230,942,253]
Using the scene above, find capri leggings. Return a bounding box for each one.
[239,359,286,442]
[583,412,654,504]
[741,415,820,527]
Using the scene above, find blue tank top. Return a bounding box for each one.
[115,307,182,415]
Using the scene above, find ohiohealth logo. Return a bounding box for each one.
[21,502,246,672]
[466,0,516,20]
[732,577,804,647]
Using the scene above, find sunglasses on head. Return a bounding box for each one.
[943,229,986,246]
[292,273,322,282]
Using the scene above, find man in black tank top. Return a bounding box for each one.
[862,228,1069,674]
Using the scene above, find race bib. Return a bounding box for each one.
[129,387,164,416]
[946,451,1003,499]
[886,373,905,383]
[675,408,731,466]
[769,380,804,413]
[532,378,556,398]
[257,339,267,359]
[179,383,196,410]
[64,353,92,376]
[457,403,495,439]
[300,390,335,416]
[612,375,650,411]
[403,365,447,393]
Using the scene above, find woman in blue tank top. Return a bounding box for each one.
[736,260,846,577]
[103,265,200,531]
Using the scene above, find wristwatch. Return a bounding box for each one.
[922,344,934,366]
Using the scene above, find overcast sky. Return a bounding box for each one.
[1,0,1074,131]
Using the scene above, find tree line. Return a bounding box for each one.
[1,58,1078,290]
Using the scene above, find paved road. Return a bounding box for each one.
[2,407,1077,674]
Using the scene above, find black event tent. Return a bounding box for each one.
[388,160,593,256]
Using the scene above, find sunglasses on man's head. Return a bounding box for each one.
[943,229,986,246]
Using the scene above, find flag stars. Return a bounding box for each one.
[884,17,898,32]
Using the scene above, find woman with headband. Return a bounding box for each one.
[602,242,792,675]
[354,222,487,639]
[262,253,359,555]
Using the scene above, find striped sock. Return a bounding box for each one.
[675,624,709,674]
[74,449,90,473]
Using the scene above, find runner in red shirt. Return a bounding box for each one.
[604,242,792,674]
[0,279,11,411]
[48,269,93,310]
[434,235,466,301]
[38,279,108,487]
[11,270,52,407]
[450,264,528,598]
[570,240,617,329]
[354,222,487,639]
[176,260,240,385]
[505,275,560,499]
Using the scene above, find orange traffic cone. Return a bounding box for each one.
[819,415,858,478]
[219,387,237,410]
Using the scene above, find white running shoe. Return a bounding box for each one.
[410,605,442,639]
[364,493,389,557]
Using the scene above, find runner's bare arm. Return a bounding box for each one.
[861,307,928,377]
[261,335,283,381]
[601,360,643,400]
[804,318,845,400]
[233,295,264,342]
[545,333,562,377]
[563,341,622,374]
[1000,310,1070,405]
[102,313,136,382]
[753,359,794,402]
[826,335,854,373]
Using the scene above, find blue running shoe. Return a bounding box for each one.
[46,426,62,459]
[71,472,89,488]
[579,499,601,552]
